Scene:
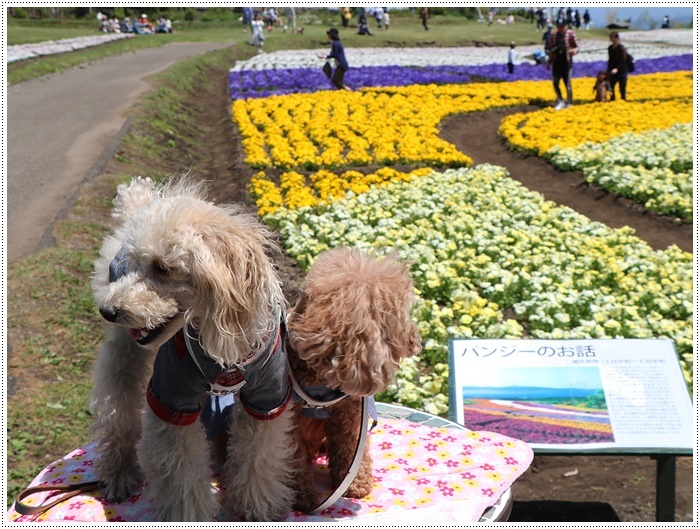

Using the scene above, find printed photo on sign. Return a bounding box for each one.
[459,366,614,445]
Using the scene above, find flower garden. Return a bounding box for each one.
[231,32,693,415]
[6,34,133,63]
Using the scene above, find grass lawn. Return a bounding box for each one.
[7,25,100,44]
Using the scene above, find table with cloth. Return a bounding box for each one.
[8,403,533,523]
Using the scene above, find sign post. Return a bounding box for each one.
[447,338,693,521]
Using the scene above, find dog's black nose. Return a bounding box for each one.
[99,305,119,322]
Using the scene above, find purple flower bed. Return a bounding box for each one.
[467,53,693,82]
[229,54,692,100]
[229,65,474,99]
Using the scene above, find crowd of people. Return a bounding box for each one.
[97,12,173,35]
[531,7,591,30]
[349,7,395,34]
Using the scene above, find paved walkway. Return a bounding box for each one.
[7,42,231,263]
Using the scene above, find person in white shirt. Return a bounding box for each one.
[374,6,384,28]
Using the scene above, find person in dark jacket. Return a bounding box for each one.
[318,28,351,91]
[357,14,373,35]
[607,31,628,101]
[547,19,579,109]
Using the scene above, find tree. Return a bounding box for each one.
[605,8,619,24]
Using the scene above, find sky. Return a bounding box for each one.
[460,366,604,390]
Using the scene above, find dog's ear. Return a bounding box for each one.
[188,222,283,366]
[290,294,420,396]
[289,249,421,395]
[112,177,159,223]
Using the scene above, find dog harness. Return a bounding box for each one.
[291,374,378,422]
[146,308,292,426]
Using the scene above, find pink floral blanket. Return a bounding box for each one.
[8,416,532,523]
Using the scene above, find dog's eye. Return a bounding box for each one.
[153,261,170,274]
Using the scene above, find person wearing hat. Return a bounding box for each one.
[546,18,579,109]
[317,28,351,91]
[137,13,153,34]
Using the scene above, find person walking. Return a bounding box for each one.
[242,6,253,32]
[421,7,430,30]
[546,19,579,109]
[542,23,553,57]
[285,6,296,33]
[507,41,516,74]
[536,8,546,30]
[374,6,384,29]
[583,9,591,30]
[248,12,265,53]
[318,28,351,91]
[607,31,629,101]
[340,6,351,28]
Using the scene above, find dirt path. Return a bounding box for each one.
[7,42,231,264]
[439,107,692,253]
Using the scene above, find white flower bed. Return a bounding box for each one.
[622,28,693,46]
[7,34,134,63]
[548,124,693,221]
[231,39,692,72]
[548,123,692,171]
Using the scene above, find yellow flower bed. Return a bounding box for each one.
[499,98,693,156]
[232,71,691,170]
[251,167,434,215]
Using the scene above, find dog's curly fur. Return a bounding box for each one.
[286,248,422,511]
[89,176,296,522]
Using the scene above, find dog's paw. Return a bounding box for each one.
[343,477,373,499]
[153,499,219,523]
[145,463,219,522]
[292,487,319,514]
[228,493,289,522]
[96,456,143,503]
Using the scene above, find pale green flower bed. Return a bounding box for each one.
[584,165,692,221]
[266,164,693,415]
[547,124,693,221]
